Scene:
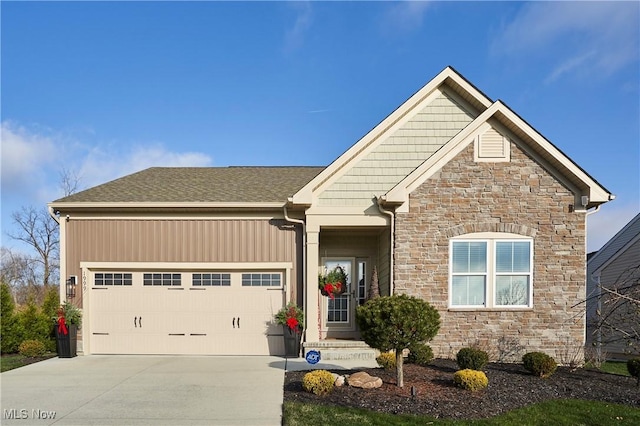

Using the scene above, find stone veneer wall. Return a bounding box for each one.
[394,141,586,362]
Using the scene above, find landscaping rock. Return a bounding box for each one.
[334,375,345,387]
[347,371,382,389]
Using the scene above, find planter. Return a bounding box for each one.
[56,324,77,358]
[283,326,301,358]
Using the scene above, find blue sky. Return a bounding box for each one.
[1,1,638,253]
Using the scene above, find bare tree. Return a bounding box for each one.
[59,166,81,197]
[0,247,41,305]
[6,206,59,288]
[588,264,640,357]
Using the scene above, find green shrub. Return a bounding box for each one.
[453,369,488,391]
[627,358,640,387]
[522,352,558,378]
[456,347,489,370]
[356,294,440,387]
[376,352,396,370]
[408,344,434,366]
[61,301,82,328]
[18,339,47,357]
[1,282,22,354]
[302,370,335,395]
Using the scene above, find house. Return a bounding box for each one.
[49,66,613,359]
[586,212,640,359]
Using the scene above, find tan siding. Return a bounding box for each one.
[66,219,300,305]
[319,91,476,206]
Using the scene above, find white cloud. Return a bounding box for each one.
[0,121,58,193]
[283,2,312,53]
[381,1,432,35]
[587,201,639,252]
[77,143,213,190]
[493,2,639,81]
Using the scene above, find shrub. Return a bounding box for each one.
[302,370,335,395]
[17,296,51,345]
[1,282,22,354]
[356,294,440,387]
[522,352,558,378]
[408,344,434,366]
[627,358,640,387]
[376,352,396,370]
[453,369,488,391]
[456,347,489,370]
[18,339,47,358]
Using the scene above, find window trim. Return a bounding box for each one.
[449,233,533,310]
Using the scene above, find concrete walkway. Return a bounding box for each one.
[1,355,377,426]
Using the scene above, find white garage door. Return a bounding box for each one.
[89,271,285,355]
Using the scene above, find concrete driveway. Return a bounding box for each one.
[1,356,288,426]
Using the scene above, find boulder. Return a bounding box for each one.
[334,375,345,387]
[347,371,382,389]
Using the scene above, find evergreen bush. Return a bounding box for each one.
[302,370,335,395]
[522,351,558,378]
[456,347,489,370]
[453,369,489,391]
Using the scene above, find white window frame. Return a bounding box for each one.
[449,233,533,310]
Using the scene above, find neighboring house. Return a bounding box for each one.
[586,213,640,359]
[49,67,613,359]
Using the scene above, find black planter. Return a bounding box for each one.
[56,324,77,358]
[283,326,301,358]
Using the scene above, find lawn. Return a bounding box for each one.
[284,399,640,425]
[600,361,630,376]
[0,353,56,373]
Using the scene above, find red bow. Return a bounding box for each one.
[57,317,68,335]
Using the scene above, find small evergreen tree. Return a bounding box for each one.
[356,294,440,387]
[1,282,21,353]
[17,294,51,347]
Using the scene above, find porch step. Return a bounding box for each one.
[303,340,380,361]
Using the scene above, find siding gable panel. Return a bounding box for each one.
[318,90,476,206]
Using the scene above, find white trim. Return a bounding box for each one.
[49,201,286,210]
[80,261,293,271]
[384,101,611,209]
[291,67,492,205]
[448,236,534,310]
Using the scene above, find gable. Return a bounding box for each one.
[317,89,477,206]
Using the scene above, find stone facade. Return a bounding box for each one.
[394,140,586,361]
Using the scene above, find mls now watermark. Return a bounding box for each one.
[3,409,57,420]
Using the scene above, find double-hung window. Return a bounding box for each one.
[450,234,532,309]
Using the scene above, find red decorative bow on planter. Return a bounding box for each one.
[57,309,68,335]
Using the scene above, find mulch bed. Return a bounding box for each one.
[284,359,639,419]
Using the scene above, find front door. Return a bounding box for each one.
[322,258,368,334]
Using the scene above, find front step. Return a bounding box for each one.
[303,340,379,360]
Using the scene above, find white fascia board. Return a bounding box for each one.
[385,101,612,207]
[493,102,612,203]
[385,103,501,204]
[290,67,491,206]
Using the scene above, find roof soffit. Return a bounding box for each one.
[290,66,493,205]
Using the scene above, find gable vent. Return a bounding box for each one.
[475,127,510,162]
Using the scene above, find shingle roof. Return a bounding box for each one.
[53,167,325,204]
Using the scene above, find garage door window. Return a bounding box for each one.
[143,273,182,286]
[192,273,231,286]
[95,273,133,286]
[241,273,281,287]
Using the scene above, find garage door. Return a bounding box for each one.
[89,270,285,355]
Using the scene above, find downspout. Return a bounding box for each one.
[584,203,602,358]
[283,203,306,351]
[376,196,395,296]
[48,206,60,224]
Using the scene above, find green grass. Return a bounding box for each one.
[284,400,640,426]
[0,353,55,373]
[599,361,630,376]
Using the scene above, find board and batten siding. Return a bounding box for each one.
[318,90,477,206]
[65,218,301,304]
